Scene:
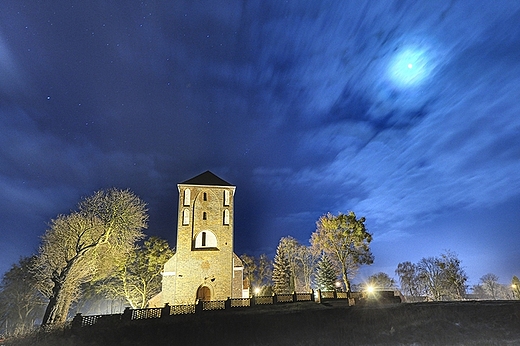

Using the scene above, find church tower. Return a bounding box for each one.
[161,171,245,305]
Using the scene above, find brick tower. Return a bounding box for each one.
[161,171,246,305]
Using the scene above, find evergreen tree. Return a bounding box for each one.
[316,254,337,291]
[272,243,291,294]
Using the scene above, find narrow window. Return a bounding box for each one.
[223,209,229,225]
[203,192,207,201]
[202,232,207,247]
[183,189,191,206]
[224,190,230,206]
[182,209,189,225]
[203,212,207,220]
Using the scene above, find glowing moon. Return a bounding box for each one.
[388,48,431,88]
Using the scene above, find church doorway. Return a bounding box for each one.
[196,285,211,301]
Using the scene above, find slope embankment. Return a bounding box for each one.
[6,300,520,345]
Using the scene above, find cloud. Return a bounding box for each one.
[0,33,26,96]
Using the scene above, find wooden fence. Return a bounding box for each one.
[72,290,348,329]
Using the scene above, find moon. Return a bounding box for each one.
[388,48,432,88]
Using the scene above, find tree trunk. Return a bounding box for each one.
[41,280,62,327]
[341,265,351,297]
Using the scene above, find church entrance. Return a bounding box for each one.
[196,286,211,301]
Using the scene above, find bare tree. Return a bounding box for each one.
[240,254,256,293]
[416,256,445,301]
[311,212,373,294]
[92,236,173,309]
[257,254,273,294]
[0,257,46,335]
[240,253,273,295]
[438,251,467,300]
[398,251,467,301]
[512,276,520,299]
[396,261,425,299]
[479,273,500,300]
[295,244,318,292]
[277,237,318,292]
[366,272,396,290]
[34,188,148,327]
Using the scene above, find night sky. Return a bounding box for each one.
[1,1,520,287]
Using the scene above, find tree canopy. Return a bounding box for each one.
[366,272,396,290]
[34,188,148,326]
[240,253,273,295]
[92,236,174,309]
[0,257,46,335]
[396,251,467,301]
[311,212,373,293]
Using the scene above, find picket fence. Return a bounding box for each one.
[72,290,350,329]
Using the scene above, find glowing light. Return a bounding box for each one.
[388,47,431,88]
[254,287,260,295]
[366,285,375,293]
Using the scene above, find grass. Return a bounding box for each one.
[5,300,520,345]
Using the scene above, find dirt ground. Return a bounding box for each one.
[6,300,520,345]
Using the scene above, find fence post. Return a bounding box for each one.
[333,290,337,299]
[315,289,322,304]
[293,291,297,302]
[161,303,170,319]
[122,307,132,321]
[273,293,278,304]
[251,295,256,306]
[225,298,232,310]
[72,313,83,330]
[310,290,315,302]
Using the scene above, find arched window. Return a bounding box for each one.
[201,231,207,246]
[203,212,207,220]
[182,209,189,225]
[223,190,230,206]
[223,209,230,225]
[183,189,191,206]
[203,192,207,201]
[194,230,217,248]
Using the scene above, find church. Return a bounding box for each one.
[155,171,248,305]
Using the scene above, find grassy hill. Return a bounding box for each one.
[6,300,520,345]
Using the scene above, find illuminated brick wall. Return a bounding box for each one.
[161,172,244,305]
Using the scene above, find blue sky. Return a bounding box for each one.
[1,1,519,286]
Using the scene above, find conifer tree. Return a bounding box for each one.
[272,243,291,294]
[316,254,337,291]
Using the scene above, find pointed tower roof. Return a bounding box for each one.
[180,171,233,186]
